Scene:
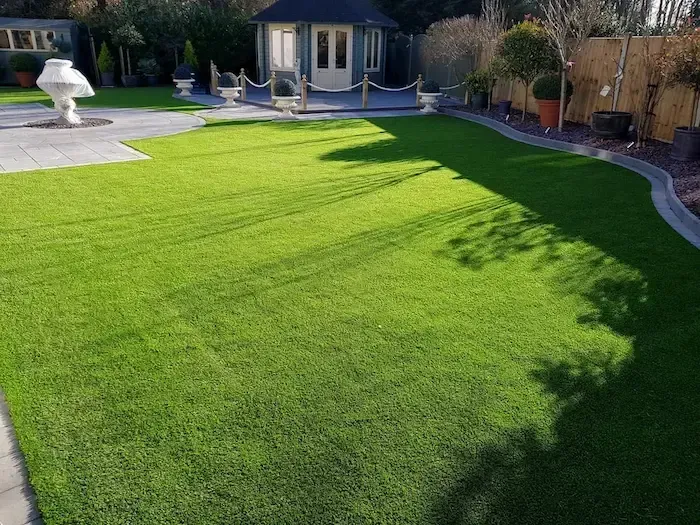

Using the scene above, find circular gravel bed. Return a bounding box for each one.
[450,104,700,217]
[25,118,113,129]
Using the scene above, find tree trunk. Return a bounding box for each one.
[558,67,567,132]
[508,79,514,100]
[119,46,125,77]
[127,48,132,76]
[522,81,528,122]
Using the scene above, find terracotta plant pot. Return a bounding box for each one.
[536,99,561,127]
[15,71,36,88]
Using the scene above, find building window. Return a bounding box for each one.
[270,25,295,70]
[364,29,381,71]
[0,29,56,51]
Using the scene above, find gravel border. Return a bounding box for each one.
[24,118,113,129]
[446,104,700,217]
[440,107,700,249]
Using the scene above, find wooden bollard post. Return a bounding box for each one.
[210,60,218,93]
[301,74,308,111]
[362,74,369,109]
[240,68,246,100]
[270,71,276,103]
[416,74,423,107]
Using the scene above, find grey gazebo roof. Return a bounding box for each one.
[0,17,77,30]
[249,0,398,27]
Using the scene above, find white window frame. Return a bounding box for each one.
[0,29,56,52]
[269,24,296,72]
[364,28,381,72]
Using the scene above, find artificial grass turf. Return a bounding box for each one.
[0,115,698,524]
[0,86,205,112]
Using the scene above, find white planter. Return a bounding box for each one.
[218,86,242,108]
[272,96,301,119]
[174,78,194,97]
[418,92,444,114]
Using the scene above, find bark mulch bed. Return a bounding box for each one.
[25,118,113,129]
[448,104,700,217]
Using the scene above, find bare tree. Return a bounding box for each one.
[540,0,605,131]
[423,16,483,79]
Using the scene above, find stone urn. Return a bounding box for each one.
[218,87,242,108]
[418,92,444,114]
[36,58,95,125]
[174,78,194,97]
[272,96,301,119]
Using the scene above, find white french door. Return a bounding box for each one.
[311,25,353,90]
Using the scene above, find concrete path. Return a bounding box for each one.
[0,104,204,173]
[0,394,41,525]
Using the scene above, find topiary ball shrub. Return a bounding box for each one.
[274,78,297,97]
[219,72,239,88]
[9,54,38,73]
[173,64,193,80]
[421,79,440,93]
[533,74,573,100]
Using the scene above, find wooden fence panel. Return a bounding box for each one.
[482,35,699,142]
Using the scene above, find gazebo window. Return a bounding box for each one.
[364,29,381,71]
[0,29,55,51]
[269,24,295,70]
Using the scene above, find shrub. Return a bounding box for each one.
[667,26,700,128]
[97,42,114,73]
[533,73,573,100]
[9,54,38,73]
[421,79,440,93]
[184,40,199,69]
[464,69,491,93]
[274,78,296,96]
[138,57,161,75]
[498,21,558,86]
[219,72,239,88]
[173,64,193,79]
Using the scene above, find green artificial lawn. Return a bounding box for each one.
[0,116,698,524]
[0,86,205,112]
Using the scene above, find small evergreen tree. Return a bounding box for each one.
[97,42,114,73]
[184,39,199,68]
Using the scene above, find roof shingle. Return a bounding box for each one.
[249,0,398,27]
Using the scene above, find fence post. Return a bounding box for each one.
[240,68,246,101]
[416,74,423,107]
[210,60,218,93]
[270,71,276,103]
[612,33,632,111]
[362,74,369,109]
[301,74,308,110]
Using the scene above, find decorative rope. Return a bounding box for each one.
[306,81,364,92]
[367,80,418,91]
[440,82,465,91]
[243,75,271,88]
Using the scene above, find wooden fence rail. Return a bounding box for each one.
[488,36,700,143]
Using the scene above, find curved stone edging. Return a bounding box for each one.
[440,108,700,249]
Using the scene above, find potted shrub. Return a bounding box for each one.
[138,58,161,86]
[497,20,558,121]
[97,42,115,87]
[218,72,242,107]
[111,23,144,87]
[668,26,700,161]
[9,54,38,88]
[272,78,300,119]
[489,56,512,114]
[418,79,443,113]
[464,69,491,110]
[533,73,572,127]
[173,64,194,96]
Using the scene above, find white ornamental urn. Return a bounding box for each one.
[36,59,95,125]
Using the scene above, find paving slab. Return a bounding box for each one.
[0,103,204,174]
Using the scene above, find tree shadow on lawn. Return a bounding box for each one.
[321,116,700,523]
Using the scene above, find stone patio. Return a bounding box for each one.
[0,104,204,173]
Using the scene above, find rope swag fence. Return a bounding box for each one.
[210,61,452,111]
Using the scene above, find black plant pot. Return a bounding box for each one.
[100,72,115,87]
[145,74,158,87]
[122,74,140,88]
[591,111,633,138]
[671,127,700,162]
[498,100,512,115]
[471,92,488,110]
